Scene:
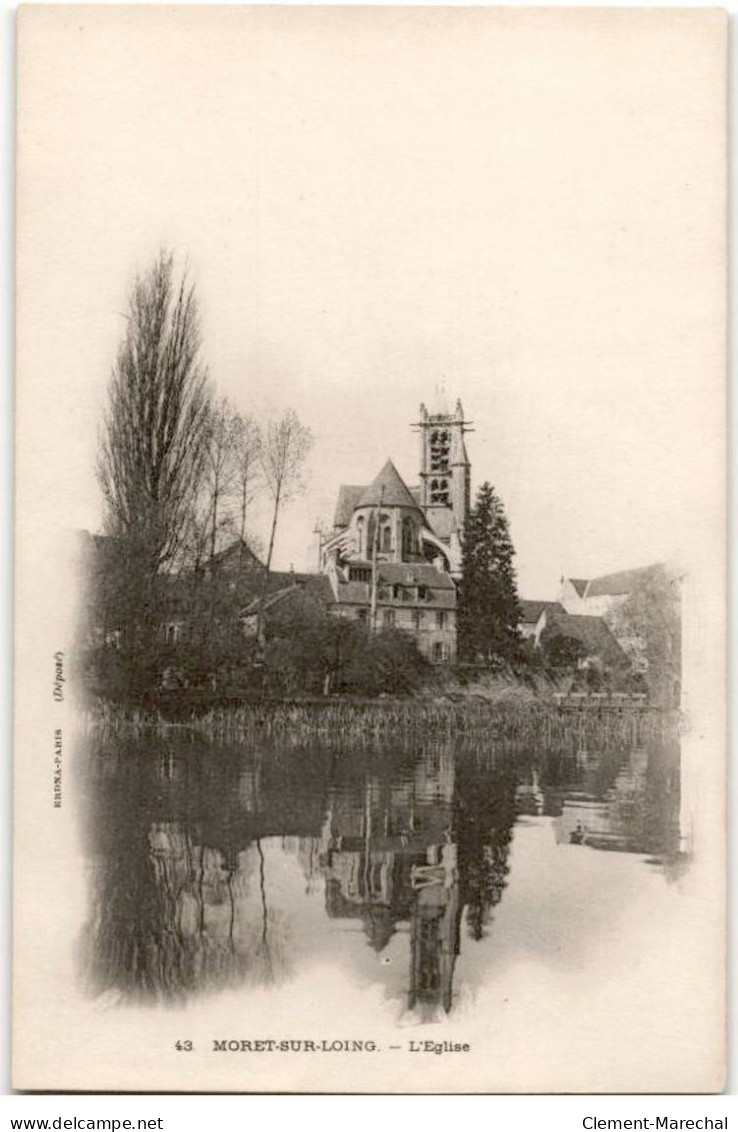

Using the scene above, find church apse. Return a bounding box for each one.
[318,395,474,662]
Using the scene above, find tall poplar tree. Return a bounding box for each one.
[97,252,212,575]
[96,252,212,671]
[457,482,521,662]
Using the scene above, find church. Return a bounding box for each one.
[317,396,471,663]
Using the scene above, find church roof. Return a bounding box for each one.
[425,508,457,540]
[357,459,421,511]
[333,485,366,528]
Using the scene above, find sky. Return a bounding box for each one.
[17,6,725,599]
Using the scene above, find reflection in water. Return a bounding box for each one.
[77,730,685,1016]
[535,742,685,875]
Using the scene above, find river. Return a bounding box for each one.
[75,726,687,1021]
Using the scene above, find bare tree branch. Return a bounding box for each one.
[231,411,262,552]
[201,396,238,564]
[257,410,313,643]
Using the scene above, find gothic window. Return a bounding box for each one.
[380,524,392,553]
[356,515,365,557]
[401,517,414,558]
[412,609,423,630]
[430,478,450,506]
[436,611,447,630]
[429,429,450,473]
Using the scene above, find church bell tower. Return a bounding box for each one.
[416,394,472,536]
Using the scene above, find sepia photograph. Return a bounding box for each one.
[13,5,726,1093]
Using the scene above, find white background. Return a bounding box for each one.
[0,0,734,1120]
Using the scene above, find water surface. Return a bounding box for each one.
[77,726,686,1021]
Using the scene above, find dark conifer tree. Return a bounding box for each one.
[457,482,521,662]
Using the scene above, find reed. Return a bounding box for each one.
[84,695,680,753]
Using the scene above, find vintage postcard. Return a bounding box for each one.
[14,6,726,1093]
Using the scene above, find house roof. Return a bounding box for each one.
[544,610,626,664]
[585,563,664,598]
[332,559,455,606]
[77,528,111,551]
[357,460,422,511]
[302,574,336,604]
[241,576,334,619]
[333,581,371,605]
[564,563,665,600]
[333,578,456,609]
[376,562,456,590]
[269,569,319,592]
[240,586,298,618]
[332,562,456,607]
[519,600,565,624]
[210,538,263,568]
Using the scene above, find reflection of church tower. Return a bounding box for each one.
[408,884,461,1014]
[408,842,461,1015]
[417,394,471,541]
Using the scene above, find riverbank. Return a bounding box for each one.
[84,691,680,752]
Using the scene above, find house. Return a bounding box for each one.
[239,575,335,637]
[518,594,627,671]
[325,556,457,663]
[202,538,318,597]
[559,563,679,676]
[559,564,665,619]
[519,600,566,647]
[541,607,627,671]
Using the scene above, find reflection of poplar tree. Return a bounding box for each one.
[79,737,258,1001]
[82,827,263,1001]
[83,831,190,999]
